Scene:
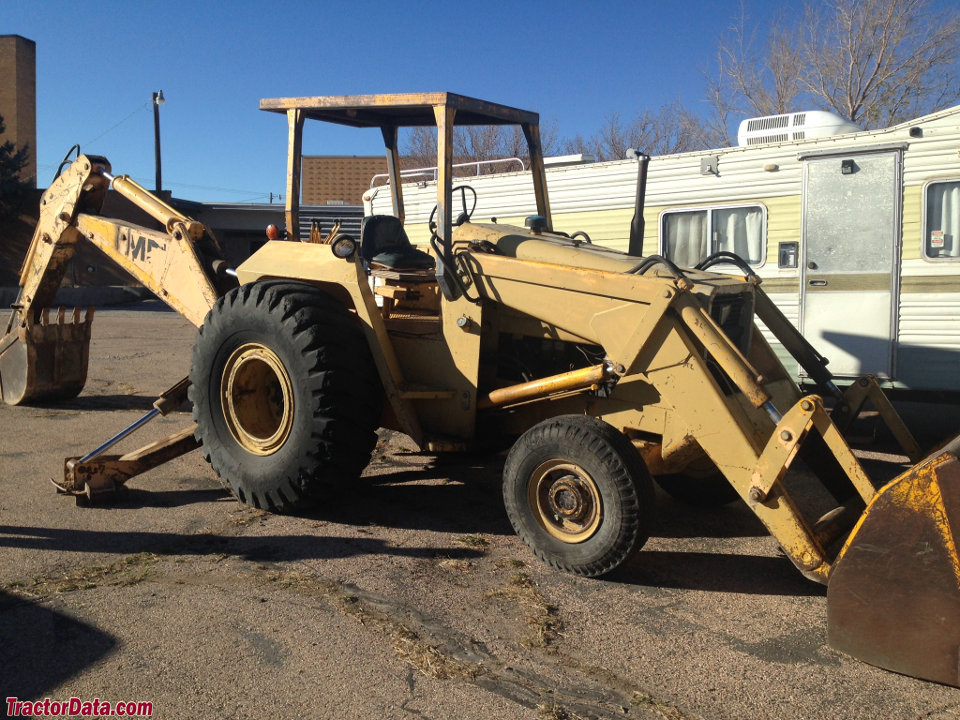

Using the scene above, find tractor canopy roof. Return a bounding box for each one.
[259,92,539,128]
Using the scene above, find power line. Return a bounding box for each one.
[36,163,280,203]
[82,101,151,147]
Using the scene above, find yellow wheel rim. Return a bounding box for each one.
[221,343,294,456]
[528,459,603,543]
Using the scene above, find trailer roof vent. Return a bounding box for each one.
[737,110,861,146]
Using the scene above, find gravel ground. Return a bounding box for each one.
[2,305,959,719]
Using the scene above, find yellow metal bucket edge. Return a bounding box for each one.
[827,436,960,687]
[0,307,94,405]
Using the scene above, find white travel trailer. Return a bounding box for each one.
[365,105,960,395]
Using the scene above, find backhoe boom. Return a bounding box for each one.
[0,154,233,404]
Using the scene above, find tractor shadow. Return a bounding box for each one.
[650,490,769,539]
[67,394,161,411]
[313,455,819,597]
[610,548,826,597]
[102,486,231,509]
[0,524,485,565]
[605,489,824,597]
[9,449,830,598]
[306,456,515,536]
[345,454,822,597]
[0,589,118,701]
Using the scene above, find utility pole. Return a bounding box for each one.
[152,90,165,192]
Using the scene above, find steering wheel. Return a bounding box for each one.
[429,185,478,232]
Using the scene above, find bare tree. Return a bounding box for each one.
[799,0,960,127]
[573,111,635,162]
[565,103,716,161]
[401,120,560,176]
[704,4,817,144]
[498,122,560,162]
[707,0,960,141]
[399,125,438,174]
[709,6,803,119]
[641,103,716,155]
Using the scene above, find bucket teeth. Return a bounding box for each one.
[30,306,94,343]
[0,306,94,405]
[827,448,960,687]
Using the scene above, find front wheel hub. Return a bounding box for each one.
[529,460,603,543]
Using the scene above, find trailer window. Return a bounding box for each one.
[660,205,765,267]
[924,180,960,260]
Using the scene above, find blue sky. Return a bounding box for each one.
[3,1,823,202]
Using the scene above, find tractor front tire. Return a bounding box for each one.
[189,280,382,512]
[503,415,654,577]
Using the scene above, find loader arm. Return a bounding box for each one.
[0,154,234,405]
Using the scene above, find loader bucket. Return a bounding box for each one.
[0,308,94,405]
[827,438,960,687]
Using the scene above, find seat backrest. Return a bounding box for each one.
[361,215,411,262]
[360,215,435,270]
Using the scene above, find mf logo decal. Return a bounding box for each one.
[116,233,166,262]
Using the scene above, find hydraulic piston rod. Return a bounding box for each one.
[478,362,615,409]
[102,170,204,239]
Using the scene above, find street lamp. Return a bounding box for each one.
[152,90,165,192]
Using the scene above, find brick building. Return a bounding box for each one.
[0,34,37,186]
[301,155,387,205]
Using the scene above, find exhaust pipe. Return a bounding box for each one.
[627,150,650,257]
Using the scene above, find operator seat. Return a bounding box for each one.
[360,215,435,271]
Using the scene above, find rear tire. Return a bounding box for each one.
[189,280,382,512]
[503,415,654,577]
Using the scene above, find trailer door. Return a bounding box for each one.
[801,151,901,379]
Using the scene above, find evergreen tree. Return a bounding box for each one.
[0,114,32,222]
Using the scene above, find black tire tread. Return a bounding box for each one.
[503,414,654,577]
[189,280,382,512]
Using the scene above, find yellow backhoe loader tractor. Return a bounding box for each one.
[3,93,960,687]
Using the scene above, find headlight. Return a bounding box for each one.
[331,235,357,259]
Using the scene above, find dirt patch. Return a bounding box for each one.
[5,552,159,597]
[487,571,564,651]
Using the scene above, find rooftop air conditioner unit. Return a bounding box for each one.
[737,111,862,147]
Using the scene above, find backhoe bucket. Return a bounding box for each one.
[0,307,94,405]
[828,437,960,686]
